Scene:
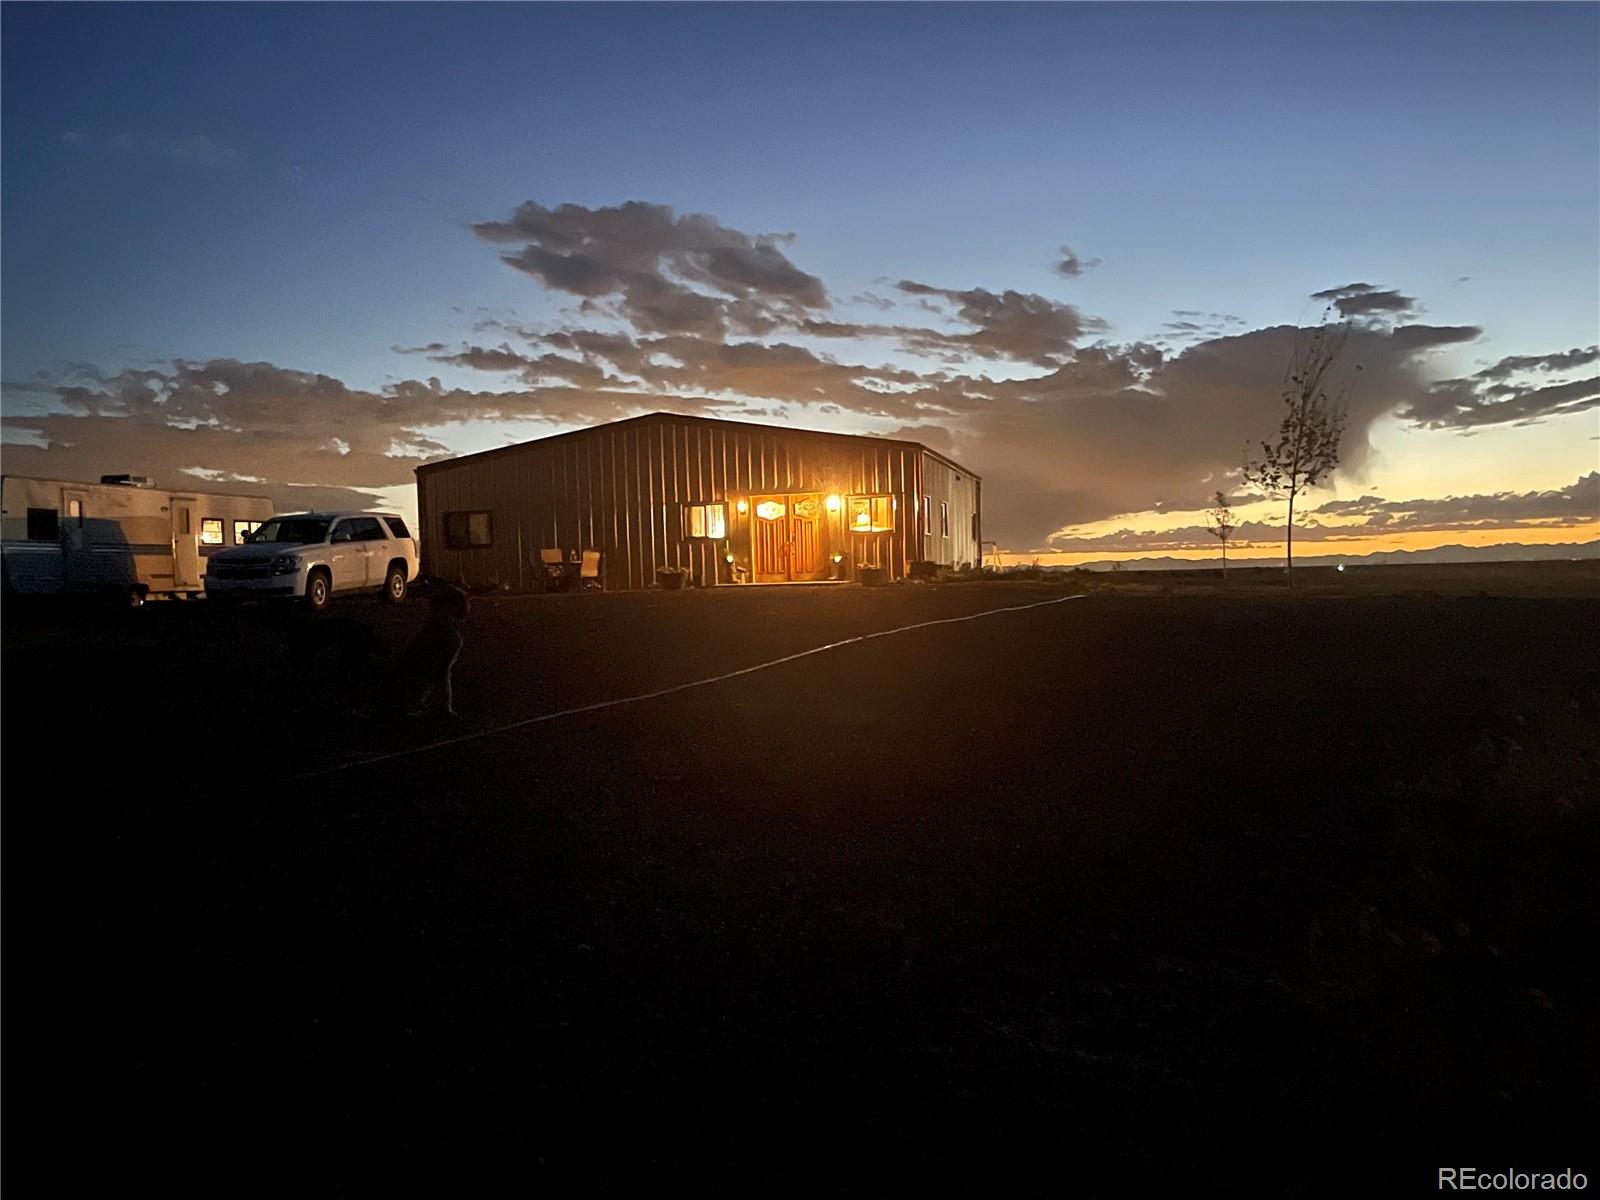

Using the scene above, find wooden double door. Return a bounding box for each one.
[751,493,829,582]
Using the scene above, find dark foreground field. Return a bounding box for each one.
[6,566,1598,1192]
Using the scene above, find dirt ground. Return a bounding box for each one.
[5,564,1598,1191]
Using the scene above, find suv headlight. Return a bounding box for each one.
[271,555,303,576]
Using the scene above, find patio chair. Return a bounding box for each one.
[578,549,603,590]
[538,547,568,592]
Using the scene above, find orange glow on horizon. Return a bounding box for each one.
[999,521,1600,568]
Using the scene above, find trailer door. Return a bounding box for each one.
[61,488,93,589]
[171,498,202,590]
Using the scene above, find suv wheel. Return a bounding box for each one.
[383,562,408,603]
[305,569,332,612]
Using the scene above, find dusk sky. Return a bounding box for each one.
[3,2,1596,562]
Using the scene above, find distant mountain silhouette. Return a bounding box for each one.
[1044,540,1600,572]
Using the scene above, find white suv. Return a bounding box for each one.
[204,511,420,610]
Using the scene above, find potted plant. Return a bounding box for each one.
[656,566,690,590]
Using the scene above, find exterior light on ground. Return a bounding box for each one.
[832,553,843,563]
[1337,563,1345,572]
[736,499,748,514]
[825,494,841,512]
[725,553,735,563]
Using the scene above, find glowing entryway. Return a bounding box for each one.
[751,492,829,582]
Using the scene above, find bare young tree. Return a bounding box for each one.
[1244,314,1354,585]
[1205,490,1237,580]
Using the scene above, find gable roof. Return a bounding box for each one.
[414,410,978,480]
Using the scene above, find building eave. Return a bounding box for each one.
[414,410,980,482]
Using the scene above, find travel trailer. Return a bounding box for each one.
[1,474,275,606]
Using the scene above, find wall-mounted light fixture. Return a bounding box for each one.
[825,494,841,512]
[736,499,748,514]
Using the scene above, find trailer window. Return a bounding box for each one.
[444,511,492,548]
[940,502,949,537]
[26,508,59,541]
[846,495,893,533]
[67,499,83,525]
[683,503,726,540]
[200,518,224,546]
[234,520,262,544]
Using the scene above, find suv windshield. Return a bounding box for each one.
[247,517,330,545]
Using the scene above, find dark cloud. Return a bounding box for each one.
[0,359,713,512]
[1312,473,1598,530]
[1385,324,1481,353]
[1310,282,1418,320]
[1472,345,1599,381]
[894,280,1100,366]
[1402,344,1599,429]
[938,320,1491,548]
[472,200,828,337]
[1053,246,1101,279]
[1162,310,1246,342]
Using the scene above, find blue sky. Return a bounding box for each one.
[3,3,1596,556]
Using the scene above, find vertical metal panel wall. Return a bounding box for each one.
[919,452,981,568]
[417,414,959,591]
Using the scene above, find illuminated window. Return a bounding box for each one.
[940,502,949,537]
[755,500,786,521]
[846,495,893,533]
[444,511,493,548]
[67,499,83,525]
[201,518,224,546]
[234,519,262,544]
[684,502,727,539]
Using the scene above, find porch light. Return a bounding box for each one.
[825,494,841,512]
[725,553,735,563]
[736,499,748,514]
[831,553,843,563]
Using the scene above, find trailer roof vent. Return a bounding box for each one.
[100,474,155,488]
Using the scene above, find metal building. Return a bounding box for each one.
[415,412,981,591]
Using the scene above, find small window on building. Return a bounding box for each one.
[178,509,192,535]
[27,508,59,541]
[66,499,83,525]
[684,503,727,540]
[972,513,979,541]
[234,519,262,544]
[381,515,411,540]
[846,495,894,533]
[923,495,933,537]
[444,511,493,548]
[201,518,224,546]
[940,502,949,537]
